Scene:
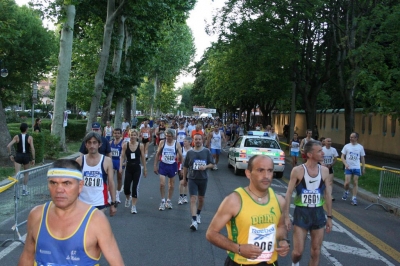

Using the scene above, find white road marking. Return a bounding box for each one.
[0,234,26,260]
[276,180,394,266]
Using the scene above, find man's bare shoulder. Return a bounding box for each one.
[28,204,45,223]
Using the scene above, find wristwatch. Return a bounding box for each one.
[110,201,118,208]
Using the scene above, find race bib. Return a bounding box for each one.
[83,171,103,187]
[301,188,321,206]
[111,148,120,157]
[193,160,206,170]
[130,153,136,159]
[348,152,359,161]
[323,156,332,165]
[292,143,299,148]
[163,152,175,163]
[248,224,276,262]
[160,132,165,139]
[177,134,185,141]
[143,133,149,138]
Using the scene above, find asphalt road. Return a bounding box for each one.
[0,145,399,265]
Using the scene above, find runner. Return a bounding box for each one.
[178,137,192,205]
[121,118,130,133]
[79,122,111,157]
[155,120,167,146]
[206,155,290,265]
[341,132,366,206]
[182,133,214,231]
[18,159,124,265]
[110,128,124,203]
[103,121,113,141]
[322,137,338,201]
[207,125,226,170]
[176,121,188,147]
[299,129,314,163]
[76,132,117,216]
[7,123,35,196]
[290,133,300,168]
[140,119,152,160]
[269,127,279,142]
[154,129,183,211]
[284,140,332,266]
[119,129,147,214]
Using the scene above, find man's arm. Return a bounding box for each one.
[176,142,183,164]
[6,135,17,153]
[322,167,333,233]
[284,166,301,230]
[29,136,36,165]
[18,206,42,265]
[341,153,348,169]
[206,193,243,256]
[105,141,112,158]
[119,143,127,173]
[275,195,290,257]
[140,143,147,177]
[153,140,164,175]
[361,155,366,175]
[92,211,125,265]
[104,157,117,216]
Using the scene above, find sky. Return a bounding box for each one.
[14,0,226,87]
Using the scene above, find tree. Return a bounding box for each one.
[0,2,57,161]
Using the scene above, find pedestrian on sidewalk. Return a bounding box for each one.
[7,122,35,196]
[206,155,290,265]
[340,132,366,206]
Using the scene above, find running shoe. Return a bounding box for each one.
[178,196,183,205]
[351,197,358,206]
[116,191,121,203]
[342,191,349,200]
[196,214,201,224]
[159,201,165,211]
[190,220,198,231]
[213,165,218,170]
[125,198,130,208]
[166,199,173,209]
[22,190,29,196]
[131,205,137,214]
[183,196,188,203]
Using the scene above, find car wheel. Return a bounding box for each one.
[275,172,283,179]
[234,162,241,176]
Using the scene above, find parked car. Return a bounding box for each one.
[65,110,72,114]
[228,131,285,177]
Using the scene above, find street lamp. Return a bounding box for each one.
[0,60,8,78]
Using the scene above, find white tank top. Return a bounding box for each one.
[177,128,187,143]
[210,131,222,149]
[105,126,112,137]
[161,140,177,164]
[79,155,107,206]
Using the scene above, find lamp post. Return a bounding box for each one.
[0,60,8,78]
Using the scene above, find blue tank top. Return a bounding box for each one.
[35,202,100,266]
[110,139,123,161]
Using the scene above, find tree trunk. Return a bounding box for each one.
[0,99,12,162]
[101,15,126,125]
[87,0,126,132]
[51,5,75,151]
[114,96,124,129]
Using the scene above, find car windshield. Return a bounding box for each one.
[244,138,280,149]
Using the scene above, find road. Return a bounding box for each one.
[0,145,399,265]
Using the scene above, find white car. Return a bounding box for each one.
[228,131,285,177]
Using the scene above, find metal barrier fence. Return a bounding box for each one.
[0,163,53,246]
[365,166,400,211]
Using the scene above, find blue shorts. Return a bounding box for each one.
[345,168,361,176]
[291,151,299,157]
[211,148,221,155]
[293,206,326,231]
[159,162,178,178]
[112,159,120,171]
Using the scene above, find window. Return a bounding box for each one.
[244,138,280,149]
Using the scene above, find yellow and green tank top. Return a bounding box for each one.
[226,187,281,264]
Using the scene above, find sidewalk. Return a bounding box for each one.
[279,137,400,216]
